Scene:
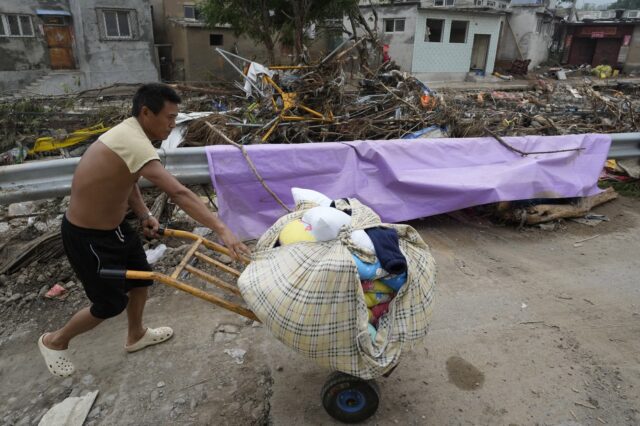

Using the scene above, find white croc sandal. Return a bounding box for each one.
[38,334,75,377]
[125,327,174,353]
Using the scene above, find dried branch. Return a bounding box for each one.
[204,122,291,213]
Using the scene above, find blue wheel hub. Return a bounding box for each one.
[336,389,366,413]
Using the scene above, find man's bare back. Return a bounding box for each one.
[66,142,139,230]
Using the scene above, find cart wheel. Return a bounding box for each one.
[321,372,380,423]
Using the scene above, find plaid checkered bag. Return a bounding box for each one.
[238,198,436,379]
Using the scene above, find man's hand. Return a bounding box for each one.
[218,226,251,261]
[141,216,160,239]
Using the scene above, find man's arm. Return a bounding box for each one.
[128,185,151,218]
[128,185,159,238]
[138,160,249,259]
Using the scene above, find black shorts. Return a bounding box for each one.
[61,215,153,319]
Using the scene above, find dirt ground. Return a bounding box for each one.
[1,196,639,425]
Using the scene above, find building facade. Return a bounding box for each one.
[355,1,506,81]
[561,10,640,71]
[150,0,342,82]
[0,0,159,95]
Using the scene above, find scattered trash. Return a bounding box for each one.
[45,283,68,299]
[38,390,99,426]
[570,214,609,227]
[493,72,513,81]
[161,112,217,149]
[573,234,600,248]
[0,146,28,165]
[616,158,640,179]
[568,87,583,99]
[145,244,167,264]
[574,400,598,409]
[508,59,531,75]
[29,123,110,155]
[223,348,247,365]
[402,126,448,139]
[592,64,612,79]
[191,227,212,237]
[536,223,558,231]
[8,201,37,217]
[0,232,64,275]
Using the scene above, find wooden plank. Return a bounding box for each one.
[194,251,241,277]
[184,264,241,296]
[171,239,201,279]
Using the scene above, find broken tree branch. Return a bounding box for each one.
[484,127,585,156]
[499,187,618,225]
[204,122,291,213]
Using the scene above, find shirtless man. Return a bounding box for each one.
[38,83,249,377]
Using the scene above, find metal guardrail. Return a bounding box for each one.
[607,133,640,159]
[1,134,639,205]
[0,147,210,204]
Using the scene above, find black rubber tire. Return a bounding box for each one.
[321,372,380,424]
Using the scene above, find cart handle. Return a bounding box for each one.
[155,225,251,265]
[100,269,127,280]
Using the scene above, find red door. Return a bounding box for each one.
[44,24,76,69]
[568,38,596,65]
[592,38,621,66]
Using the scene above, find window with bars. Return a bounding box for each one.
[100,9,135,40]
[0,14,34,37]
[434,0,455,6]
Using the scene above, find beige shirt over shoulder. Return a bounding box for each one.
[99,117,160,173]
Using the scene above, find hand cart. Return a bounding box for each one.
[100,228,382,423]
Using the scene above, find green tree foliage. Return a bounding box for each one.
[199,0,358,63]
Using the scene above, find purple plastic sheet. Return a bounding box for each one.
[206,134,611,239]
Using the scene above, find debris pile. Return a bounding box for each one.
[2,41,638,160]
[437,82,640,137]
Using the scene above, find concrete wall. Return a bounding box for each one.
[149,0,167,44]
[185,26,248,81]
[499,7,553,68]
[69,0,158,88]
[623,24,640,73]
[166,23,271,81]
[412,10,504,80]
[1,0,157,94]
[169,24,335,81]
[164,0,195,18]
[355,4,420,72]
[160,0,340,82]
[0,0,58,93]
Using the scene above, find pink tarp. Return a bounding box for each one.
[206,134,611,239]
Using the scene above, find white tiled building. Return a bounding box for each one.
[353,1,507,81]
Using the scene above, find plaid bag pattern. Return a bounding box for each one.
[238,199,436,379]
